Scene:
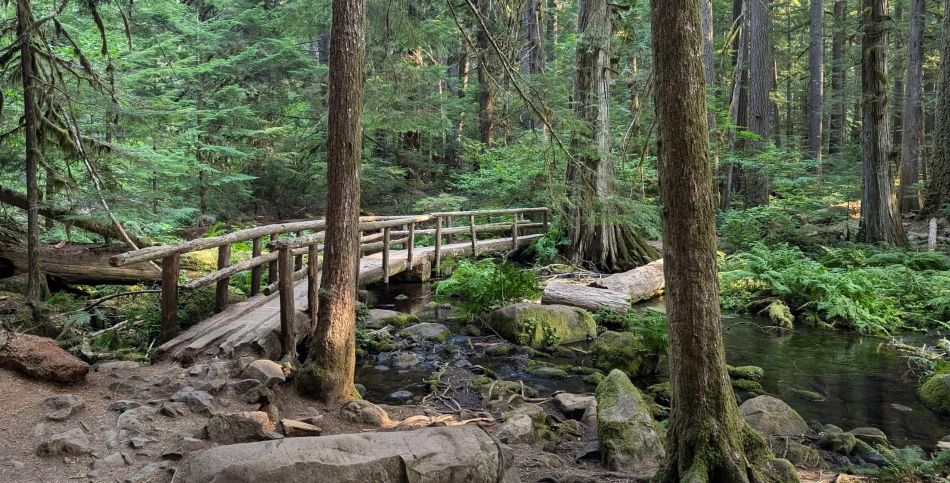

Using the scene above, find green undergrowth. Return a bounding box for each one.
[594,308,668,356]
[434,258,539,314]
[719,243,950,334]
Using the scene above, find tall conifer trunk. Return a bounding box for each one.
[298,0,366,404]
[744,0,774,206]
[899,0,925,213]
[808,0,824,161]
[828,0,847,154]
[17,0,41,303]
[923,0,950,214]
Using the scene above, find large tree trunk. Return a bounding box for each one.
[650,2,790,481]
[722,0,749,211]
[520,0,544,129]
[545,0,559,62]
[808,0,824,161]
[923,0,950,215]
[899,0,925,213]
[828,0,848,154]
[298,0,366,405]
[701,0,716,133]
[16,0,41,303]
[476,0,495,147]
[859,0,908,246]
[744,0,774,206]
[565,0,659,272]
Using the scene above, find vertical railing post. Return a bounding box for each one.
[294,231,304,271]
[250,236,262,296]
[434,216,442,275]
[469,214,477,256]
[215,244,232,313]
[268,233,279,285]
[382,227,391,284]
[160,253,180,342]
[277,247,296,359]
[511,214,519,248]
[407,223,415,268]
[542,209,549,232]
[307,242,319,332]
[446,215,453,244]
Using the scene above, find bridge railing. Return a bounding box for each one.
[110,207,550,356]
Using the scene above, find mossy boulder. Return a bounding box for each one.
[646,382,672,407]
[590,331,659,378]
[486,303,596,349]
[817,432,856,455]
[362,309,419,329]
[595,369,665,474]
[398,323,450,343]
[769,438,825,469]
[739,396,809,438]
[919,373,950,413]
[729,365,765,381]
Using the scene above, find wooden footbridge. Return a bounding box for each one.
[109,208,549,362]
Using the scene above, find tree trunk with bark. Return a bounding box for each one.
[808,0,824,161]
[723,0,749,211]
[476,0,495,147]
[566,0,659,272]
[899,0,925,213]
[923,0,950,215]
[828,0,848,154]
[744,0,774,206]
[520,0,544,129]
[859,0,908,246]
[701,0,716,133]
[298,0,366,405]
[650,2,793,481]
[16,0,41,303]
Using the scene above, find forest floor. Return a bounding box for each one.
[0,351,853,483]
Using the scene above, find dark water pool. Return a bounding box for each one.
[359,282,950,448]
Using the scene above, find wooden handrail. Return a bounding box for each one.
[430,207,549,217]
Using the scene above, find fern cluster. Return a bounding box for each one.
[720,243,950,334]
[434,259,540,315]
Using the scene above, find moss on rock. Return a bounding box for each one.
[919,373,950,413]
[595,369,665,473]
[590,330,659,379]
[728,365,765,381]
[486,303,596,349]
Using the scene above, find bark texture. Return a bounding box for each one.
[808,0,824,160]
[701,0,717,133]
[899,0,925,213]
[828,0,848,154]
[859,0,908,246]
[744,0,774,206]
[566,0,659,272]
[17,0,41,303]
[476,0,495,147]
[923,0,950,215]
[651,2,791,481]
[299,0,366,404]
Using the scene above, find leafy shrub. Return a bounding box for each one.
[851,443,950,481]
[527,230,567,265]
[719,243,950,334]
[594,309,668,356]
[434,259,539,314]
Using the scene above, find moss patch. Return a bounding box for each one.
[486,303,596,349]
[590,330,659,378]
[728,365,765,381]
[919,372,950,413]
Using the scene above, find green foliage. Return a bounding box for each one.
[720,243,950,334]
[527,229,567,265]
[434,259,539,314]
[852,443,950,482]
[594,309,668,356]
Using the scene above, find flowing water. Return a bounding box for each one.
[358,282,950,449]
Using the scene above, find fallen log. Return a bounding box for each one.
[590,259,664,303]
[541,283,631,312]
[0,243,160,284]
[0,187,150,248]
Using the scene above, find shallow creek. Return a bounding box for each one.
[357,282,950,449]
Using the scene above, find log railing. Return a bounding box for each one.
[110,208,550,358]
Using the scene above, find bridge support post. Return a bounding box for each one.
[511,217,519,248]
[469,215,477,256]
[434,217,442,276]
[382,227,391,284]
[307,243,319,332]
[277,247,296,359]
[445,216,453,244]
[294,231,304,271]
[250,237,262,296]
[160,253,180,342]
[215,244,231,313]
[407,223,415,268]
[542,210,549,232]
[268,234,279,285]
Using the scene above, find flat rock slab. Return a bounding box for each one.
[172,425,518,483]
[0,330,89,383]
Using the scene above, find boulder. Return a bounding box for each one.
[595,370,664,474]
[553,393,595,420]
[769,438,825,469]
[495,412,537,444]
[919,373,950,413]
[728,365,765,381]
[363,309,419,329]
[206,412,282,444]
[281,419,322,437]
[817,432,856,455]
[848,427,888,447]
[171,387,214,414]
[486,303,596,349]
[36,428,92,456]
[339,400,392,427]
[42,394,85,421]
[399,323,450,343]
[172,425,516,483]
[739,396,809,437]
[241,359,286,387]
[117,406,159,433]
[0,329,88,383]
[590,331,659,378]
